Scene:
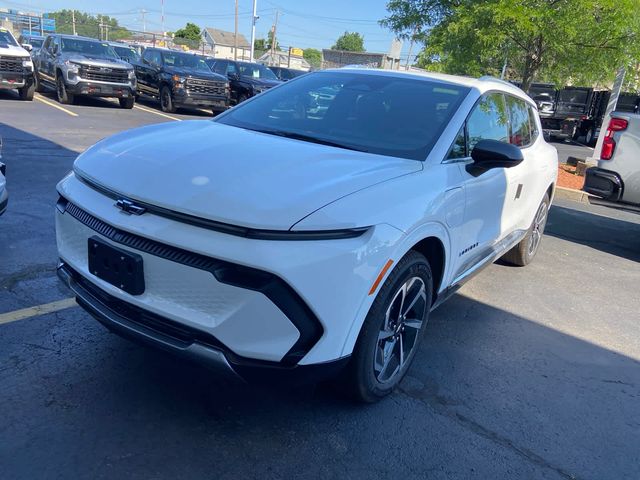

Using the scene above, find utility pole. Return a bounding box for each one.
[98,15,102,41]
[161,0,165,42]
[72,10,76,36]
[234,0,239,61]
[404,26,418,70]
[39,14,43,35]
[270,10,279,58]
[141,9,147,33]
[249,0,258,62]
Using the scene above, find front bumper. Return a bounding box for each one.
[56,173,401,367]
[0,70,32,89]
[173,89,229,110]
[583,167,623,201]
[66,80,135,98]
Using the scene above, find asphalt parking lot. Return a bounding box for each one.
[1,89,639,480]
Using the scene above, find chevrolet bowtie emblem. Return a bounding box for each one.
[115,199,146,215]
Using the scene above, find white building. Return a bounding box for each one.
[258,51,310,71]
[202,27,250,60]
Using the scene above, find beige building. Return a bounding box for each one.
[202,27,250,60]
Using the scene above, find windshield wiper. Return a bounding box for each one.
[248,128,369,153]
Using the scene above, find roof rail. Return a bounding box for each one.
[478,76,521,89]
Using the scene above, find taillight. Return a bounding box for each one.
[600,117,628,160]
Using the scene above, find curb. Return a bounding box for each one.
[553,186,592,204]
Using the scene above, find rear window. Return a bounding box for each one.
[216,71,470,160]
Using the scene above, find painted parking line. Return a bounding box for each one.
[34,94,79,117]
[0,297,77,326]
[133,104,182,121]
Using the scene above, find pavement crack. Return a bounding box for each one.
[0,263,57,291]
[397,385,579,479]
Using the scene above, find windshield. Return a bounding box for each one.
[28,38,44,49]
[238,62,278,80]
[162,51,209,70]
[60,38,118,59]
[112,45,140,61]
[0,30,18,47]
[216,71,470,161]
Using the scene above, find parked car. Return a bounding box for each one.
[206,58,282,104]
[584,112,640,209]
[107,42,141,64]
[55,70,557,402]
[18,33,45,56]
[0,27,35,100]
[268,66,307,81]
[34,34,136,108]
[0,136,7,216]
[133,48,229,114]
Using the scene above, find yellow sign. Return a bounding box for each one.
[289,47,304,57]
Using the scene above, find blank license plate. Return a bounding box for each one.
[88,236,145,295]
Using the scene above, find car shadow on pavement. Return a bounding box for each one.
[546,204,640,262]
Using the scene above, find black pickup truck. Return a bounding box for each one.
[133,48,230,114]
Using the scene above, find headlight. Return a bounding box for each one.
[64,60,80,72]
[22,57,33,69]
[172,74,186,85]
[128,69,136,80]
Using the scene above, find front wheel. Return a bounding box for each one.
[338,251,433,403]
[160,86,176,113]
[56,75,74,104]
[119,96,135,109]
[502,194,550,267]
[19,82,35,101]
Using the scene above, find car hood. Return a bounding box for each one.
[0,42,30,58]
[73,121,422,230]
[61,53,130,69]
[168,66,226,81]
[242,77,281,88]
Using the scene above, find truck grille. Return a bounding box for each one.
[79,65,129,84]
[0,56,24,73]
[185,78,226,96]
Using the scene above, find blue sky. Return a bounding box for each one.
[1,0,410,57]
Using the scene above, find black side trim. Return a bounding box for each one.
[73,173,368,240]
[59,262,347,383]
[59,198,324,365]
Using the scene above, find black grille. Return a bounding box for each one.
[185,78,226,96]
[79,65,129,83]
[0,56,24,73]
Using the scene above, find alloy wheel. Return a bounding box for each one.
[528,201,548,255]
[374,276,428,384]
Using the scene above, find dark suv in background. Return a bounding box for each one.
[206,59,282,104]
[34,34,136,108]
[268,66,306,81]
[107,42,141,64]
[134,48,229,114]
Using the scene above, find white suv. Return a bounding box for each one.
[55,70,557,402]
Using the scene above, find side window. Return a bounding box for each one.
[528,106,540,142]
[506,96,532,147]
[447,127,467,159]
[52,37,61,54]
[213,61,227,75]
[226,62,238,75]
[43,36,51,52]
[467,93,509,151]
[142,49,153,63]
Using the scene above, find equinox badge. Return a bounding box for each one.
[115,199,146,215]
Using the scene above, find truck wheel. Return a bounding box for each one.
[56,74,74,105]
[19,82,35,101]
[585,128,595,146]
[502,194,550,267]
[337,251,433,403]
[119,97,135,109]
[34,73,45,93]
[160,86,176,113]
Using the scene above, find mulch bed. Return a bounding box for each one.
[557,164,585,190]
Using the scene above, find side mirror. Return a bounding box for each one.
[21,43,33,52]
[470,139,524,170]
[228,72,239,80]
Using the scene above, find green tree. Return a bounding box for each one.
[303,48,322,69]
[381,0,640,91]
[332,31,365,52]
[47,10,129,41]
[174,22,201,41]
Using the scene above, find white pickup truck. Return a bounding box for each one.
[0,27,35,100]
[584,112,640,210]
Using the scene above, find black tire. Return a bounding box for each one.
[119,96,135,109]
[585,128,595,146]
[34,72,45,93]
[160,85,176,113]
[502,193,550,267]
[18,82,35,101]
[338,251,433,403]
[56,74,74,105]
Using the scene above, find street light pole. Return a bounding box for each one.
[249,0,258,62]
[234,0,239,61]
